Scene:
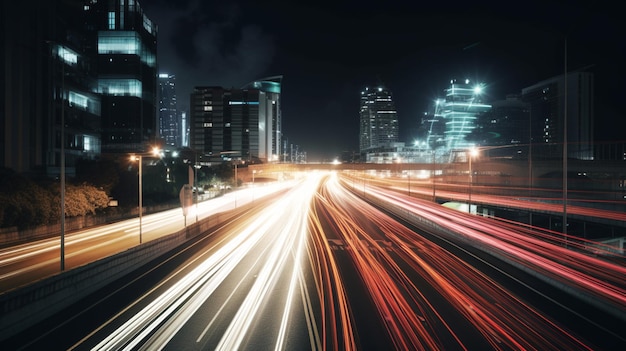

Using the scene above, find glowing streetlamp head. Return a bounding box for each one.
[473,85,482,94]
[469,147,479,157]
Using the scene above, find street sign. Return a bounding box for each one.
[179,184,193,216]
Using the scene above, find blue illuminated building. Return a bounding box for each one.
[440,79,491,151]
[1,0,102,176]
[89,0,158,153]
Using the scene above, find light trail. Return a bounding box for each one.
[88,175,323,351]
[356,176,626,321]
[305,173,607,349]
[0,181,295,292]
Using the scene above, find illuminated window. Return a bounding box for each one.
[97,79,142,97]
[57,46,78,65]
[108,12,115,30]
[203,122,212,127]
[143,14,153,34]
[225,123,231,127]
[69,91,88,108]
[84,136,91,151]
[97,31,156,67]
[203,106,212,111]
[98,31,139,54]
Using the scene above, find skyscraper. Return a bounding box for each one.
[189,76,282,163]
[359,86,399,152]
[441,79,491,151]
[1,0,101,176]
[158,73,178,147]
[89,0,158,153]
[241,76,283,162]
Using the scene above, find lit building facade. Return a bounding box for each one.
[89,0,158,153]
[158,73,178,147]
[1,0,101,176]
[440,79,491,151]
[359,86,399,152]
[189,76,282,163]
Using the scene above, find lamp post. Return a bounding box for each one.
[130,155,144,243]
[468,147,479,213]
[130,147,160,244]
[47,40,67,271]
[252,169,257,202]
[60,50,66,271]
[407,169,411,197]
[432,149,436,202]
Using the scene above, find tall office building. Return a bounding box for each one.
[158,73,178,147]
[241,76,282,162]
[88,0,158,153]
[359,86,399,152]
[189,76,282,163]
[522,72,594,160]
[1,0,101,176]
[440,79,491,151]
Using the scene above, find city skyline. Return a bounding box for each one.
[142,0,625,161]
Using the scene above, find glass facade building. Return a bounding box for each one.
[89,0,158,153]
[440,79,491,151]
[190,76,282,163]
[1,0,101,177]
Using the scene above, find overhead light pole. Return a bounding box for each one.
[432,149,436,202]
[60,49,66,271]
[468,147,479,213]
[130,147,160,244]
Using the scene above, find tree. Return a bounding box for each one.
[75,158,120,193]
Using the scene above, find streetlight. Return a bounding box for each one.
[252,169,258,202]
[468,147,479,213]
[431,149,436,202]
[130,147,161,244]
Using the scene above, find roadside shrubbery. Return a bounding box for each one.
[0,168,109,229]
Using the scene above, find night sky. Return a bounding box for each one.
[141,0,625,161]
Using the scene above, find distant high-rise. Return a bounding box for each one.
[158,73,178,147]
[89,0,158,153]
[359,86,399,152]
[189,76,282,163]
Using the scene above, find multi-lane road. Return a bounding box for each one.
[1,172,625,350]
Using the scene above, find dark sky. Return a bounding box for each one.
[141,0,625,161]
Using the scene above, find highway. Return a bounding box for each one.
[0,181,294,294]
[1,172,625,350]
